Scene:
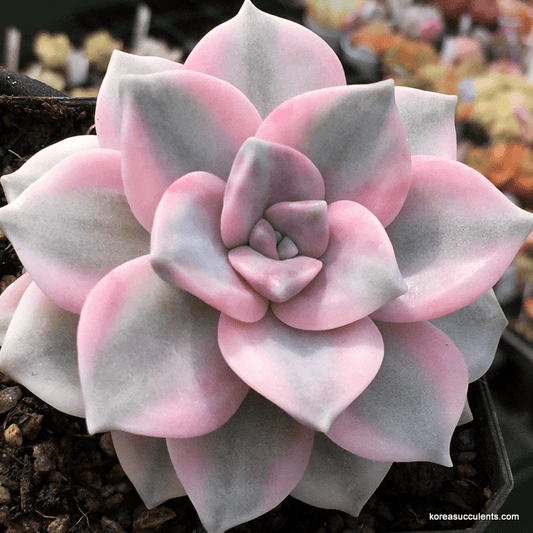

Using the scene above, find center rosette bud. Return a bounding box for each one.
[228,200,329,303]
[221,138,329,303]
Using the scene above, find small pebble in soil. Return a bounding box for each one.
[327,513,345,533]
[115,480,132,494]
[455,451,477,463]
[101,515,128,533]
[0,386,22,413]
[33,442,58,474]
[100,484,114,498]
[4,424,23,447]
[0,504,8,523]
[457,463,478,478]
[133,506,177,530]
[105,492,125,509]
[0,485,11,504]
[106,463,127,483]
[454,427,476,451]
[20,412,44,439]
[80,469,102,489]
[47,515,70,533]
[99,432,116,456]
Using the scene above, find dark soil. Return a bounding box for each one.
[0,94,500,533]
[0,96,96,175]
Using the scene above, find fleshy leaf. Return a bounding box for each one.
[291,433,392,516]
[221,138,325,249]
[78,255,249,438]
[327,321,469,465]
[0,274,32,344]
[218,311,384,432]
[151,171,268,323]
[0,282,84,417]
[373,156,533,322]
[277,236,298,259]
[264,200,329,258]
[112,431,186,508]
[1,135,100,202]
[431,290,507,382]
[227,247,322,303]
[272,201,407,330]
[459,399,474,426]
[184,0,346,118]
[0,149,150,313]
[256,80,412,226]
[249,219,279,259]
[394,87,457,159]
[167,391,314,533]
[120,69,262,230]
[96,50,182,149]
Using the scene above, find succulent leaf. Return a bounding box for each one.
[78,255,249,437]
[150,171,268,323]
[218,310,384,432]
[394,87,457,159]
[0,273,32,344]
[221,137,325,249]
[112,431,187,507]
[119,69,262,230]
[96,50,182,150]
[272,201,407,330]
[327,321,469,465]
[373,156,533,322]
[184,0,346,118]
[431,289,507,382]
[0,149,150,313]
[291,433,392,516]
[0,282,84,417]
[1,136,100,202]
[256,80,412,226]
[167,391,314,533]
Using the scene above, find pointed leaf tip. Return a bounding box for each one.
[291,433,392,516]
[375,156,533,322]
[96,49,182,149]
[327,321,468,465]
[0,282,84,418]
[167,391,314,533]
[218,311,384,433]
[0,149,150,314]
[1,135,100,202]
[184,0,346,118]
[112,432,186,508]
[394,87,457,159]
[431,290,507,382]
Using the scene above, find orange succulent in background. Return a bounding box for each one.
[462,141,533,203]
[382,35,439,81]
[348,20,401,57]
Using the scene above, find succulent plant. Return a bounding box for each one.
[0,2,531,531]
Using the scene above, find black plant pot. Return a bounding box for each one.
[495,328,533,421]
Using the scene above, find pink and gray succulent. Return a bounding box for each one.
[0,2,531,531]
